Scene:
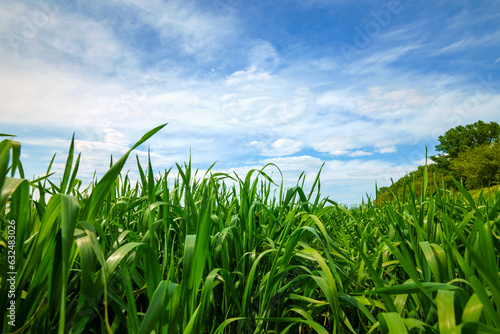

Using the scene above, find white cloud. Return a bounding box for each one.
[257,138,304,157]
[218,82,313,129]
[102,128,131,148]
[108,0,239,60]
[414,158,435,165]
[317,89,357,109]
[377,146,397,154]
[0,1,134,73]
[357,86,436,116]
[0,62,121,128]
[226,66,274,86]
[348,150,373,157]
[312,136,359,155]
[374,140,398,149]
[248,40,280,71]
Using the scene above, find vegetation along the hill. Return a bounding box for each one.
[377,120,500,203]
[1,123,500,333]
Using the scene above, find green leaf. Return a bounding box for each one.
[81,123,167,222]
[137,281,167,334]
[437,290,456,332]
[378,313,408,334]
[462,293,483,323]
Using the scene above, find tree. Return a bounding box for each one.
[430,121,500,183]
[377,121,500,204]
[451,142,500,188]
[431,120,500,161]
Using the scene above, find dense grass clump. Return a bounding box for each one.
[1,126,500,333]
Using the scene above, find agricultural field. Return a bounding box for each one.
[1,125,500,333]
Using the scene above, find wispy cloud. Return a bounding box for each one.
[434,31,500,55]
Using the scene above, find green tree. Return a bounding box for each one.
[377,121,500,203]
[431,120,500,163]
[451,141,500,188]
[430,120,500,184]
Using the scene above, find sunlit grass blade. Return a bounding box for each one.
[437,289,456,332]
[137,280,167,334]
[81,123,167,222]
[378,312,408,334]
[462,293,483,323]
[59,133,75,194]
[58,194,80,334]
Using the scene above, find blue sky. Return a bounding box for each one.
[1,0,499,205]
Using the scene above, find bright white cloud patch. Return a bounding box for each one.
[259,138,304,157]
[377,146,397,154]
[414,158,436,166]
[102,128,131,148]
[312,136,359,156]
[226,67,274,86]
[348,150,373,157]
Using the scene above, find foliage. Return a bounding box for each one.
[451,141,500,188]
[469,184,500,202]
[432,120,500,160]
[430,120,500,178]
[376,163,451,203]
[1,128,500,333]
[381,121,500,202]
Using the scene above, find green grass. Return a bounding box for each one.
[1,126,500,333]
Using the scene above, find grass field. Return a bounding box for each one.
[1,125,500,333]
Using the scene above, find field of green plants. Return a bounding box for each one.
[1,125,500,333]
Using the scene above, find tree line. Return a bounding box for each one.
[377,120,500,202]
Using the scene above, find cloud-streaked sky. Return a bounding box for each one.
[1,0,499,204]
